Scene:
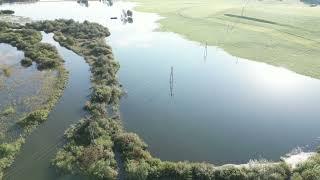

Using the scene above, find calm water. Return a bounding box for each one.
[1,1,320,167]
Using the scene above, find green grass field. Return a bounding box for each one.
[132,0,320,79]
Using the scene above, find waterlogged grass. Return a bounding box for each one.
[0,106,15,116]
[0,19,68,177]
[1,66,11,77]
[0,137,24,179]
[27,19,121,179]
[132,0,320,79]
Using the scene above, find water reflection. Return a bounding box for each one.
[100,0,113,6]
[300,0,320,6]
[203,42,208,62]
[121,9,133,24]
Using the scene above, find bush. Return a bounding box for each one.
[0,138,25,176]
[2,67,11,77]
[20,57,32,67]
[91,85,112,103]
[294,153,320,180]
[1,106,15,116]
[53,118,118,179]
[18,109,49,128]
[0,10,14,15]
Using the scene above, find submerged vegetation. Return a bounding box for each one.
[0,21,62,70]
[0,18,68,177]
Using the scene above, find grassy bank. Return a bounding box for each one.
[132,0,320,79]
[0,19,68,178]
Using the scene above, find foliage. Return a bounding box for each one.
[0,10,14,15]
[293,153,320,180]
[0,138,25,179]
[18,109,49,128]
[52,118,118,179]
[27,19,110,39]
[0,21,62,70]
[0,106,15,116]
[0,20,68,177]
[20,57,32,67]
[1,66,11,77]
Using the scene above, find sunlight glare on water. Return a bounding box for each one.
[253,65,304,91]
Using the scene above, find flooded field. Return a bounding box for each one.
[0,0,319,173]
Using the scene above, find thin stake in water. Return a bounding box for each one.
[169,66,174,97]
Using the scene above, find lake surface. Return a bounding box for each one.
[1,0,320,166]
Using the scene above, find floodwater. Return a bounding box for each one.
[1,0,320,171]
[4,33,90,180]
[0,43,56,142]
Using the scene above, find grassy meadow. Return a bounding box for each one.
[132,0,320,79]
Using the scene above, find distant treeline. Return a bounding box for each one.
[300,0,320,5]
[0,0,38,4]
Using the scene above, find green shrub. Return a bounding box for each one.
[0,10,14,15]
[20,57,32,67]
[2,67,11,77]
[91,85,112,103]
[53,118,118,179]
[18,109,49,128]
[1,106,15,116]
[0,138,25,175]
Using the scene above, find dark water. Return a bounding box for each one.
[1,1,320,167]
[4,33,90,180]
